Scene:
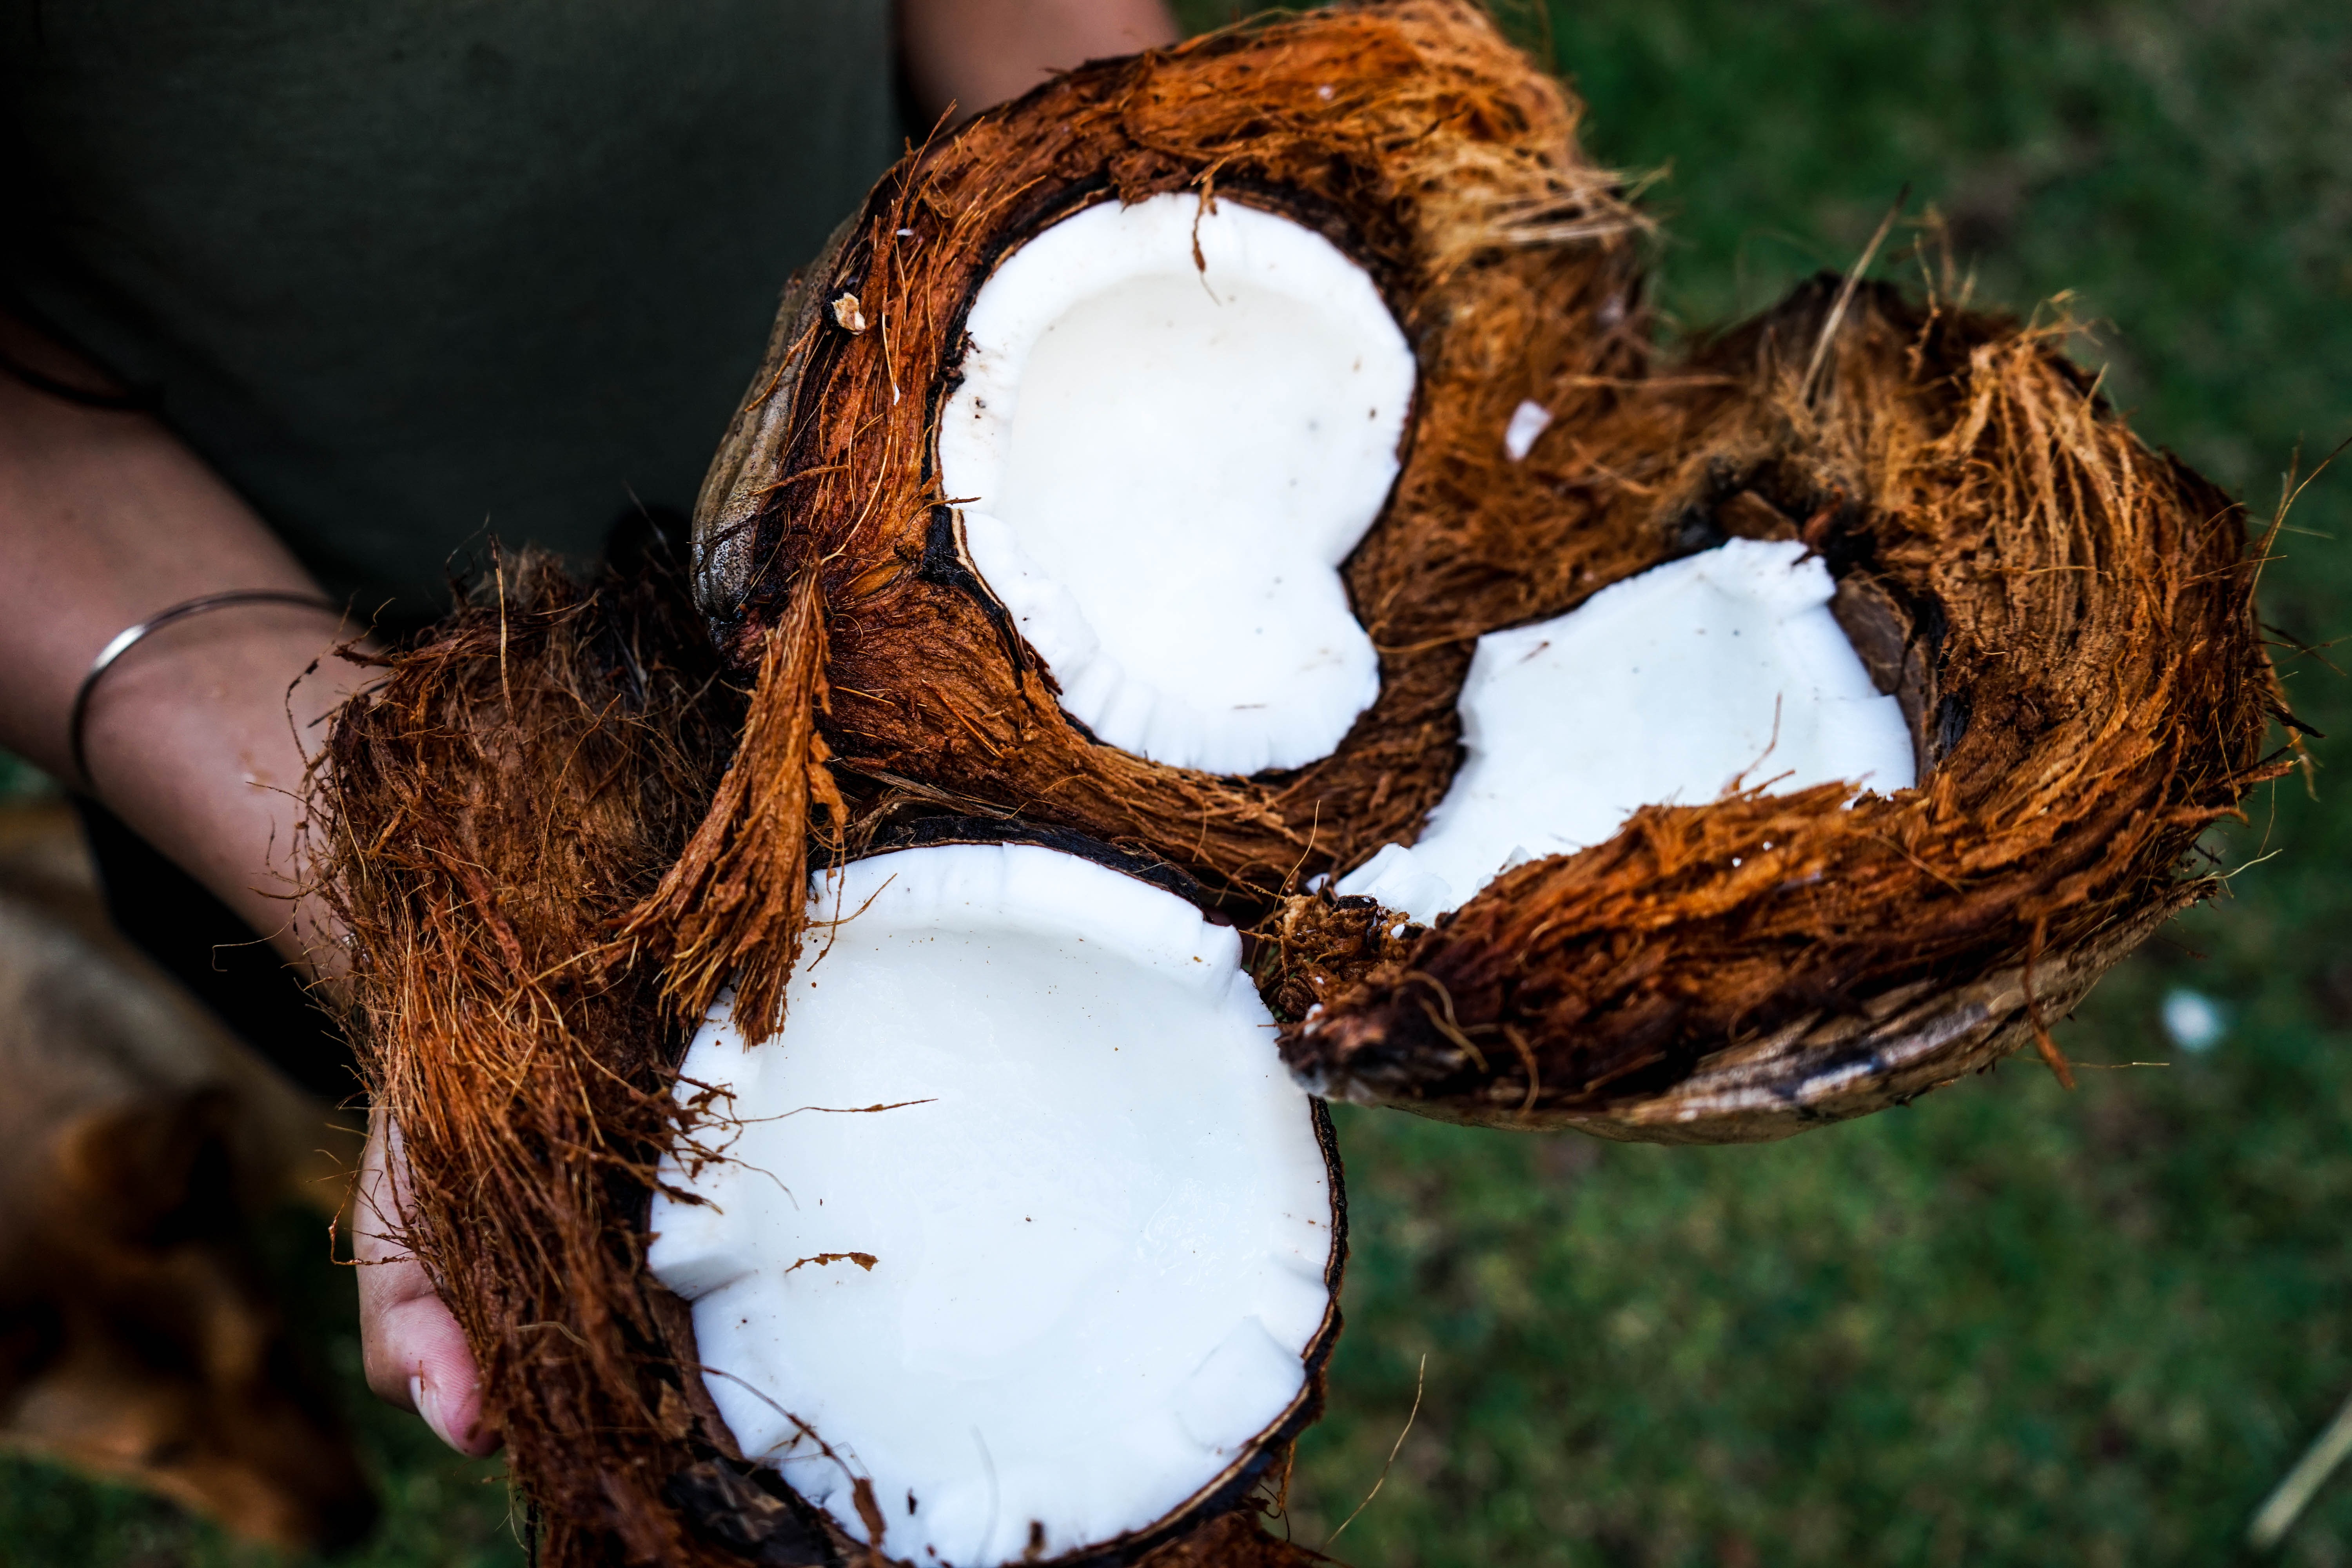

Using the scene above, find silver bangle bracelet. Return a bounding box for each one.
[68,590,347,794]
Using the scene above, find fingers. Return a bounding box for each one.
[367,1267,497,1457]
[355,1112,502,1457]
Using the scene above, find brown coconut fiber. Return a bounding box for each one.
[316,540,1331,1565]
[310,2,2287,1563]
[684,0,2284,1129]
[1263,276,2286,1135]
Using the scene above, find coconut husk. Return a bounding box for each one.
[690,0,1651,928]
[311,0,2288,1558]
[311,537,768,1566]
[681,0,2284,1131]
[315,539,1334,1566]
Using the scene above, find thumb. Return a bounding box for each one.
[355,1111,500,1457]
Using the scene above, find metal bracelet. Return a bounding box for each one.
[68,590,347,793]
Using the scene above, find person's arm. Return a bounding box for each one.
[899,0,1180,127]
[2,0,1187,1466]
[0,314,496,1457]
[0,318,356,951]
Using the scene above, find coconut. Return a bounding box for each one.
[681,0,2283,1135]
[683,0,1652,952]
[312,3,2287,1562]
[1260,278,2285,1136]
[316,546,1340,1567]
[650,840,1343,1566]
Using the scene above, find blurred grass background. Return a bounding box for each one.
[5,0,2350,1562]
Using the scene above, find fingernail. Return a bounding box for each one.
[412,1374,461,1452]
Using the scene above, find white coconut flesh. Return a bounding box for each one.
[1337,538,1918,923]
[647,843,1338,1568]
[938,191,1416,777]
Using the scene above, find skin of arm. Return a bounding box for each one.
[900,0,1181,125]
[0,314,496,1454]
[0,0,1178,1461]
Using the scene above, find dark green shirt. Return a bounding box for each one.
[2,0,898,613]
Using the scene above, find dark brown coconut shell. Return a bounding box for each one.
[684,1,2285,1131]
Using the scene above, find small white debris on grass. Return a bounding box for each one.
[2161,987,2226,1053]
[1503,399,1553,461]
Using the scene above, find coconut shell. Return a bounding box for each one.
[690,0,1652,924]
[683,0,2283,1129]
[312,2,2288,1558]
[315,544,1332,1567]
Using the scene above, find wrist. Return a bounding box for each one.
[70,590,345,789]
[78,602,376,972]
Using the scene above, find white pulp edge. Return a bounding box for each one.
[939,191,1414,777]
[647,843,1337,1568]
[1336,538,1918,922]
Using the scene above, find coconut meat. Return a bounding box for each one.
[939,192,1414,776]
[648,843,1338,1567]
[1338,539,1916,922]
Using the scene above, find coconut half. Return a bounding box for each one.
[684,0,1654,915]
[1338,538,1916,921]
[939,192,1414,776]
[648,842,1342,1568]
[681,1,2275,1138]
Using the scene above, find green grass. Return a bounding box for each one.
[1273,2,2352,1564]
[0,1204,523,1568]
[0,751,53,802]
[9,1,2352,1563]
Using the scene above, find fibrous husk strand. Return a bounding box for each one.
[623,568,843,1043]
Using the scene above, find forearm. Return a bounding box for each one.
[0,316,367,970]
[898,0,1180,125]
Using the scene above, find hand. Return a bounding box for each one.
[355,1112,499,1457]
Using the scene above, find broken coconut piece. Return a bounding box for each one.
[648,842,1342,1568]
[1501,399,1552,461]
[939,192,1415,775]
[1336,538,1915,921]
